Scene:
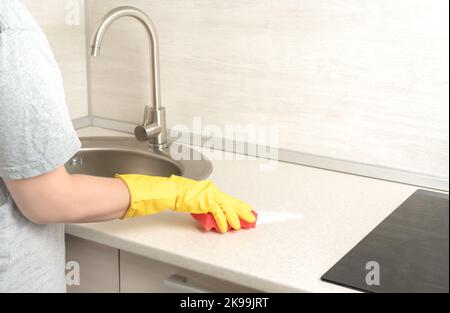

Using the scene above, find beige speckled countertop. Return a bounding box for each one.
[68,127,419,292]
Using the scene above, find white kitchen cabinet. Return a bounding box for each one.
[66,236,259,293]
[119,251,259,293]
[65,235,120,293]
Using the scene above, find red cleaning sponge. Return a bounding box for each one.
[191,211,258,232]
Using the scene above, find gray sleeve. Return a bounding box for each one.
[0,28,81,180]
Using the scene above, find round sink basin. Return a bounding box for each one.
[65,136,212,180]
[66,149,182,177]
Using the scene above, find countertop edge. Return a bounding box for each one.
[65,224,308,293]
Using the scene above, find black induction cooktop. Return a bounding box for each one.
[322,189,449,293]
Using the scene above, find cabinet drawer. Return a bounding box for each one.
[119,251,259,293]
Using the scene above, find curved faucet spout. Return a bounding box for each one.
[90,6,161,110]
[90,6,167,150]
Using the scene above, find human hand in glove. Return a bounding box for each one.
[115,174,256,233]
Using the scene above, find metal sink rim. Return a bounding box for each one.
[71,136,213,180]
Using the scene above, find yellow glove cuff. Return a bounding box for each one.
[115,174,178,219]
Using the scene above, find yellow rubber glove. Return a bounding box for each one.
[115,174,256,233]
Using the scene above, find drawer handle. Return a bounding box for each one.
[163,274,210,293]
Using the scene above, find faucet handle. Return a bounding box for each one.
[135,106,161,141]
[142,105,152,125]
[134,124,162,142]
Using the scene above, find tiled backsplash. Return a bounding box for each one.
[85,0,448,179]
[21,0,89,119]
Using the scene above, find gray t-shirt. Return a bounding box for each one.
[0,0,81,292]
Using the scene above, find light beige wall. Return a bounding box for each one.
[21,0,89,119]
[86,0,449,178]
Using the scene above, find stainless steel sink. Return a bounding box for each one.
[65,137,213,180]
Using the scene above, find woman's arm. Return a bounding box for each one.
[5,165,130,224]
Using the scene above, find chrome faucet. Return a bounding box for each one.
[90,6,168,150]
